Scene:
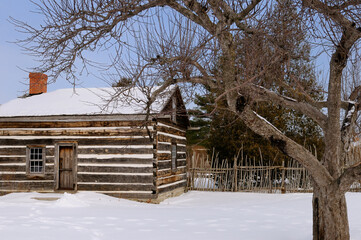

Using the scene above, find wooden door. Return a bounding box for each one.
[59,146,74,190]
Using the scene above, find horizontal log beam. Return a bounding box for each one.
[77,174,153,183]
[77,183,154,191]
[0,165,54,172]
[157,168,187,177]
[157,119,187,132]
[158,153,186,160]
[0,156,54,164]
[0,115,155,122]
[0,148,54,156]
[0,129,154,137]
[0,181,54,190]
[0,157,26,163]
[78,147,153,155]
[0,138,153,146]
[157,135,187,145]
[157,174,186,186]
[158,144,186,152]
[77,166,153,173]
[0,173,54,181]
[156,126,186,137]
[77,158,153,165]
[157,180,187,194]
[158,160,186,170]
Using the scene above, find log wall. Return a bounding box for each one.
[0,144,55,192]
[0,118,156,199]
[155,121,187,194]
[0,116,188,200]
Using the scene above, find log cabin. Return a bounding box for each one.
[0,73,189,202]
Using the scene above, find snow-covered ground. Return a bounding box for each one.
[0,191,360,240]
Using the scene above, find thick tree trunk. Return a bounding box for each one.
[313,184,349,240]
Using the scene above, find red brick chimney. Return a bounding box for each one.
[29,72,47,95]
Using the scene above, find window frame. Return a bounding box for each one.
[26,145,46,176]
[171,142,177,173]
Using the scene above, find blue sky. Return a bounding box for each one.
[0,1,331,105]
[0,0,106,104]
[0,0,34,104]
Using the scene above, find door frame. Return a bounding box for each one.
[54,141,78,191]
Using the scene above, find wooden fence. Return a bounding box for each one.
[187,155,361,193]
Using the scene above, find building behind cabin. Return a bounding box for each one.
[0,74,188,201]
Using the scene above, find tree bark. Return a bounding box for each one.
[312,184,349,240]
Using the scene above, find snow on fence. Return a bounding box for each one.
[187,155,361,193]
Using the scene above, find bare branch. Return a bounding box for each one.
[168,0,217,35]
[336,1,361,11]
[238,106,333,187]
[302,0,355,27]
[208,0,260,33]
[241,84,327,129]
[339,162,361,192]
[238,0,263,20]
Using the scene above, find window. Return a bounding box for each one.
[27,147,45,175]
[171,143,177,172]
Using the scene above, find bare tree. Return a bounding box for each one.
[12,0,361,239]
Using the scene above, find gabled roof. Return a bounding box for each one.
[0,86,179,117]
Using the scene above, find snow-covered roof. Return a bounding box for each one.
[0,86,177,117]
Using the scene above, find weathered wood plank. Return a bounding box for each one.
[0,148,54,156]
[157,174,187,186]
[0,148,26,155]
[176,160,187,167]
[0,138,153,146]
[158,144,186,152]
[46,158,55,164]
[0,165,26,172]
[0,173,54,181]
[0,181,54,190]
[78,148,153,155]
[158,180,187,194]
[0,129,154,137]
[0,157,26,164]
[45,165,55,173]
[0,139,55,146]
[158,144,171,151]
[78,138,153,145]
[77,158,153,165]
[177,153,187,158]
[78,166,153,173]
[158,161,171,169]
[156,126,186,137]
[46,149,55,156]
[0,156,54,164]
[157,119,187,132]
[158,153,171,160]
[158,153,187,160]
[157,135,186,145]
[0,120,151,128]
[158,160,186,170]
[77,183,153,191]
[77,174,153,183]
[157,168,186,177]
